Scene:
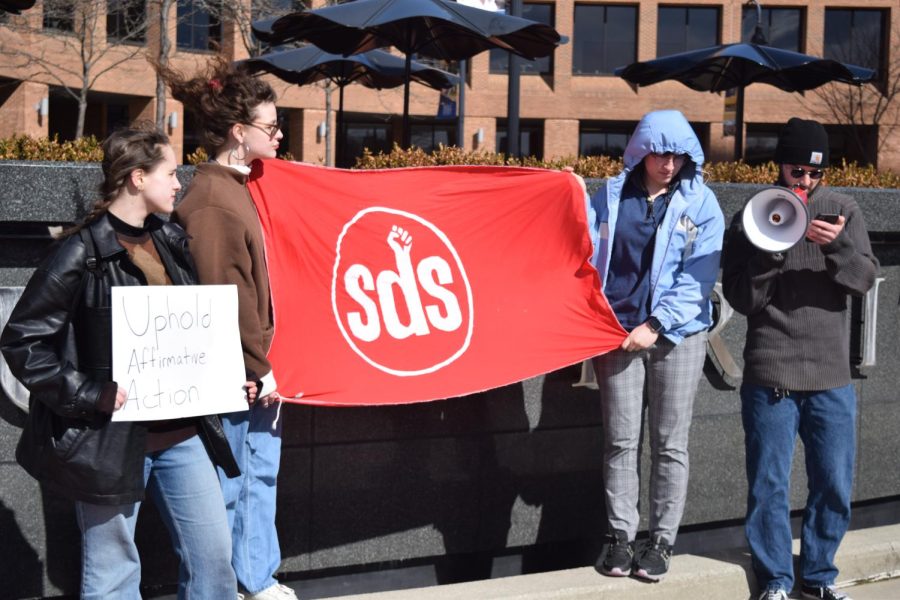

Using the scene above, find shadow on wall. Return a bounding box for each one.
[0,499,43,598]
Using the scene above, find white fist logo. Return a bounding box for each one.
[332,208,473,376]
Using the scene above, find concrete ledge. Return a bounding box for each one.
[329,524,900,600]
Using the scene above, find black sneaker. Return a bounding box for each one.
[598,529,634,577]
[633,536,673,582]
[800,584,852,600]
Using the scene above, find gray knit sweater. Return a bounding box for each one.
[722,186,878,390]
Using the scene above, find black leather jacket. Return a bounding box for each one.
[1,214,239,505]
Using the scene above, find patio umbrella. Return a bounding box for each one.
[615,43,875,160]
[242,45,458,165]
[253,0,563,148]
[0,0,34,13]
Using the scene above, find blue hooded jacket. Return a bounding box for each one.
[587,110,725,344]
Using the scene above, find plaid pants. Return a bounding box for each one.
[592,331,707,545]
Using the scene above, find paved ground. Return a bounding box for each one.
[290,523,900,600]
[844,576,900,600]
[154,523,900,600]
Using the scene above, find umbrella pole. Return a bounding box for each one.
[403,51,412,149]
[337,85,345,168]
[735,86,745,161]
[457,59,466,149]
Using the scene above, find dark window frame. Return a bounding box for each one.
[177,0,222,52]
[578,121,637,158]
[823,7,888,84]
[572,3,639,76]
[495,118,544,159]
[489,2,555,76]
[656,4,721,58]
[42,0,75,34]
[740,6,804,53]
[107,0,148,44]
[410,120,458,154]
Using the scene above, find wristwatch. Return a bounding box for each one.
[646,316,664,334]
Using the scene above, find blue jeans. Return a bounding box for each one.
[219,403,284,594]
[75,434,235,600]
[741,383,856,592]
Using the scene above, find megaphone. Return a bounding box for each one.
[741,186,809,252]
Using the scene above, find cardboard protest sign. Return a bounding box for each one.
[110,285,248,422]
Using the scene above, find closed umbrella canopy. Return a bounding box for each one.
[253,0,564,148]
[0,0,34,13]
[615,42,875,160]
[242,45,458,166]
[616,43,875,93]
[243,45,458,91]
[256,0,563,61]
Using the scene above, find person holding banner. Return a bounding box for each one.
[159,57,297,600]
[1,127,244,599]
[587,110,724,581]
[723,118,877,600]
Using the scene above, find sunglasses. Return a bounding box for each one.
[790,167,824,180]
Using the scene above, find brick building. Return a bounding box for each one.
[1,0,898,169]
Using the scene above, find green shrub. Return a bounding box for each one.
[2,136,898,188]
[356,144,900,188]
[0,134,103,162]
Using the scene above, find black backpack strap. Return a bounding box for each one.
[79,226,103,274]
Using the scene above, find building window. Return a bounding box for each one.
[741,7,802,52]
[490,3,554,76]
[744,124,780,166]
[252,0,309,21]
[746,123,877,167]
[341,120,393,168]
[824,9,886,74]
[177,0,222,51]
[43,0,74,33]
[657,6,719,57]
[252,0,309,49]
[579,122,636,158]
[107,0,147,43]
[573,4,637,75]
[496,119,544,159]
[276,108,292,158]
[411,122,457,154]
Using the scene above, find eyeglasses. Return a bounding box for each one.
[246,121,281,139]
[790,167,825,180]
[649,152,687,161]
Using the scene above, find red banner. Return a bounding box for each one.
[247,161,625,406]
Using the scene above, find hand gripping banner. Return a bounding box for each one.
[247,161,626,406]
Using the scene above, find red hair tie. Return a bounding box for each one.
[209,78,222,91]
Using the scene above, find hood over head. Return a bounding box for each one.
[623,110,705,173]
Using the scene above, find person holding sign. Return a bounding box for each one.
[1,127,249,599]
[587,110,724,582]
[158,57,297,600]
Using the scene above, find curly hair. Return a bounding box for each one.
[64,125,170,236]
[156,54,277,155]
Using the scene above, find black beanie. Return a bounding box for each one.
[774,117,829,168]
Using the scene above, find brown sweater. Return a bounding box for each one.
[173,162,275,386]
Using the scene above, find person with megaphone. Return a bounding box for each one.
[588,110,724,582]
[722,118,879,600]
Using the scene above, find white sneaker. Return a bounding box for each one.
[245,583,299,600]
[759,590,789,600]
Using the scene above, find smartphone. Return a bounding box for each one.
[815,213,841,224]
